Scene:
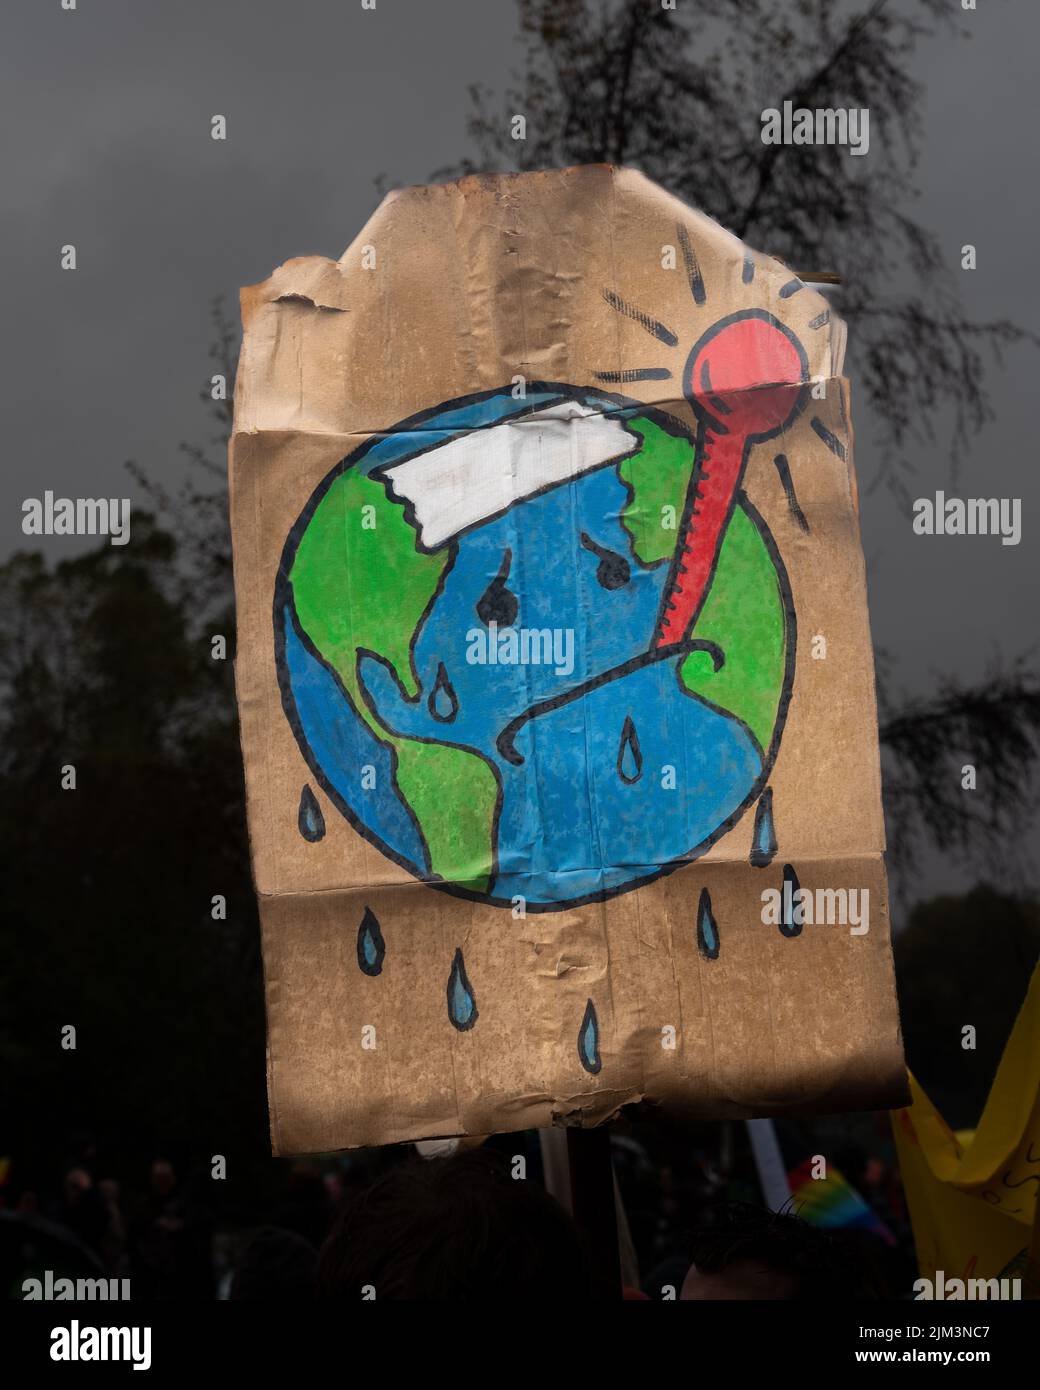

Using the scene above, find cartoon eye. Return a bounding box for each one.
[476,548,519,626]
[581,532,630,590]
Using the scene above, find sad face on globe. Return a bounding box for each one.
[275,310,808,911]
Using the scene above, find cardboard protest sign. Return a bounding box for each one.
[229,165,906,1154]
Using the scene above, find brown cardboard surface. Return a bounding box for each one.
[230,165,906,1154]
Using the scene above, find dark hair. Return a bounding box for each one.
[317,1149,591,1300]
[687,1202,883,1299]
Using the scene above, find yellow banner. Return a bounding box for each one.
[891,961,1040,1295]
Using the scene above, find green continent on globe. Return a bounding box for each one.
[621,415,787,754]
[287,464,500,891]
[618,415,697,565]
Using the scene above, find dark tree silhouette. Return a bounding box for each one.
[878,657,1040,878]
[0,514,267,1182]
[439,0,1037,496]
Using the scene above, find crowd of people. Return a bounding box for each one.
[1,1114,918,1300]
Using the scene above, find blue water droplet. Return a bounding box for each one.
[780,863,803,938]
[697,888,719,959]
[578,998,602,1074]
[447,947,478,1030]
[750,787,777,867]
[298,784,326,842]
[428,662,459,723]
[617,714,643,784]
[356,906,385,976]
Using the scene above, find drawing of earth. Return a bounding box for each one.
[275,386,793,911]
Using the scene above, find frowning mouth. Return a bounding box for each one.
[495,637,725,766]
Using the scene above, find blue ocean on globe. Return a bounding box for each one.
[278,388,769,909]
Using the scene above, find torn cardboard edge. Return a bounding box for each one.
[264,1061,909,1159]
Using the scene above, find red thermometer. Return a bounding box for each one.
[654,310,809,649]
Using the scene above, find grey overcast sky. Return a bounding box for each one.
[2,0,1037,906]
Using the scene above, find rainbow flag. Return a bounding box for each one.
[788,1159,895,1244]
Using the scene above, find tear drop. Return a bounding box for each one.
[581,531,630,589]
[476,549,519,626]
[750,787,777,867]
[298,784,325,842]
[578,998,602,1074]
[447,947,478,1031]
[697,888,719,959]
[428,662,459,723]
[356,906,385,976]
[780,863,803,938]
[617,714,643,784]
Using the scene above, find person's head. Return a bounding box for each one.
[97,1178,120,1207]
[63,1167,92,1203]
[149,1160,176,1196]
[681,1202,880,1300]
[317,1150,591,1300]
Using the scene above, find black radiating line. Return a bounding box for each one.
[742,254,755,285]
[811,416,847,460]
[808,310,830,330]
[676,224,706,305]
[779,278,804,298]
[773,454,810,533]
[602,289,678,346]
[593,367,672,384]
